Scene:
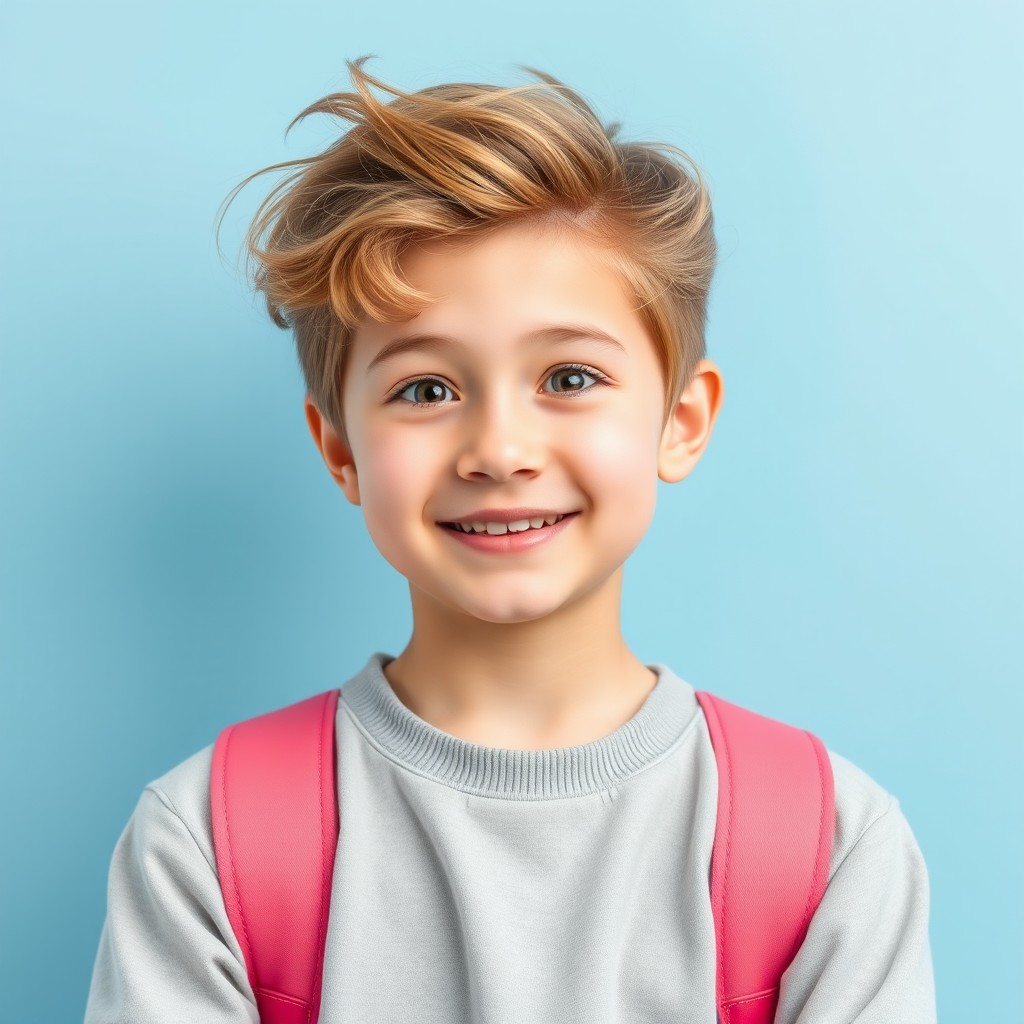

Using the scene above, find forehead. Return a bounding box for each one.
[353,221,647,359]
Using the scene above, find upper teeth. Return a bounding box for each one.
[453,514,567,534]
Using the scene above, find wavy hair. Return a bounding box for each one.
[216,56,717,442]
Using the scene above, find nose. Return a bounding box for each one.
[454,388,546,482]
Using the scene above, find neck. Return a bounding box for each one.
[382,569,658,750]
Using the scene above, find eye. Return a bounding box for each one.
[387,363,609,408]
[389,378,455,407]
[543,363,608,396]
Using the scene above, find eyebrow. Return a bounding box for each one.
[365,323,627,373]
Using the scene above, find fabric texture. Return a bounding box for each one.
[84,652,936,1023]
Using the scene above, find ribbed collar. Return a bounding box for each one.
[339,651,700,800]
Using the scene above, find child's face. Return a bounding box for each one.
[314,220,712,626]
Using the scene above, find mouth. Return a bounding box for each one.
[439,512,579,536]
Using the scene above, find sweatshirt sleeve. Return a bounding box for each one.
[83,784,259,1024]
[774,788,937,1023]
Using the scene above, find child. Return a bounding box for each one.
[84,57,936,1022]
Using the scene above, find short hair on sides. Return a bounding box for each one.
[216,55,717,445]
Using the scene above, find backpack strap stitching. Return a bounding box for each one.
[256,987,311,1008]
[216,722,257,988]
[309,690,336,1018]
[702,693,734,1007]
[724,986,779,1005]
[791,730,831,963]
[796,731,825,939]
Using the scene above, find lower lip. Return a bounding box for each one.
[438,513,580,553]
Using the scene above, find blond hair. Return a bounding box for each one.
[217,56,717,441]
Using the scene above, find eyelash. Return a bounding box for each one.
[386,363,610,408]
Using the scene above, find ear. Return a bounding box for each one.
[657,359,725,483]
[304,396,361,506]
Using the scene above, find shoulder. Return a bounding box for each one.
[690,690,917,883]
[86,743,258,1022]
[828,748,896,828]
[824,748,920,882]
[135,742,217,868]
[689,691,905,875]
[774,748,935,1019]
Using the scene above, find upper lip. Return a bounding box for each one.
[439,507,578,525]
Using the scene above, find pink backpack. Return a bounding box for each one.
[211,688,834,1024]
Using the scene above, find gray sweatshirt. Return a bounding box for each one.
[84,652,936,1023]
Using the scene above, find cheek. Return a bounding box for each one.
[352,432,434,572]
[360,432,431,516]
[576,414,661,538]
[580,411,659,485]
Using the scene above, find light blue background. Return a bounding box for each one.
[2,1,1020,1020]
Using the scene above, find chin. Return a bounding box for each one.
[455,600,561,625]
[409,574,586,626]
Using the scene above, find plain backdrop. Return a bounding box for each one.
[2,1,1020,1020]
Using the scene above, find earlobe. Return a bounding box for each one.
[303,396,361,505]
[657,360,724,484]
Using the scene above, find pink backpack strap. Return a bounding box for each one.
[695,691,835,1024]
[210,689,341,1024]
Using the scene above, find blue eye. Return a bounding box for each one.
[388,364,609,408]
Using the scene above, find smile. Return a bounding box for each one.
[438,512,580,553]
[442,513,570,535]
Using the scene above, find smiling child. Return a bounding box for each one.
[85,56,936,1023]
